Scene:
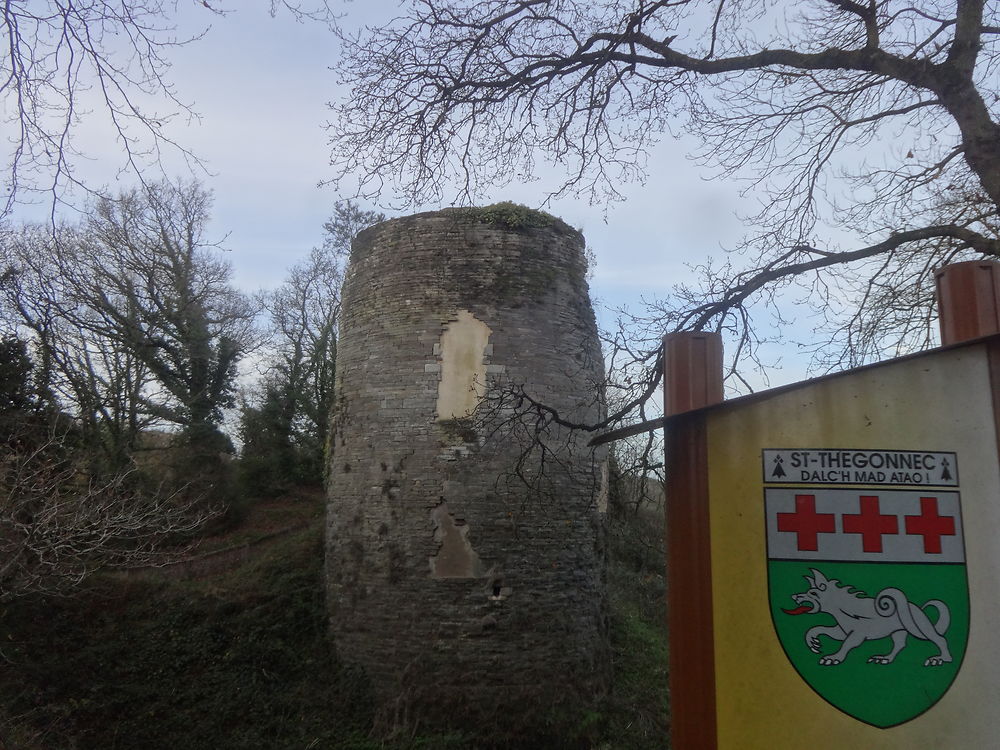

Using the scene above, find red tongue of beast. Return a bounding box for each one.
[782,605,812,615]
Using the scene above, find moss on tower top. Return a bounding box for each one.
[449,202,565,231]
[356,203,581,248]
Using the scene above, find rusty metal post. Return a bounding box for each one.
[663,331,724,416]
[936,261,1000,346]
[663,331,724,750]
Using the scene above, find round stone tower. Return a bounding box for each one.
[326,205,608,737]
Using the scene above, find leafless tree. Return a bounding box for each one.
[0,424,216,601]
[320,198,389,259]
[243,200,385,487]
[1,2,206,218]
[80,180,259,447]
[263,252,343,451]
[274,200,385,448]
[329,0,1000,400]
[1,181,259,466]
[246,246,345,484]
[0,1,338,219]
[1,224,156,469]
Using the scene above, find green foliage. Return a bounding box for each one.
[0,490,671,749]
[237,386,298,497]
[238,383,323,497]
[603,603,670,749]
[3,183,256,473]
[602,463,670,748]
[1,527,376,750]
[168,422,239,533]
[456,202,559,230]
[0,334,54,444]
[0,334,35,413]
[252,200,377,492]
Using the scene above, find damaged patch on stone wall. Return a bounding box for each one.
[429,501,484,578]
[435,310,492,420]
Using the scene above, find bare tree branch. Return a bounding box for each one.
[329,0,1000,436]
[1,181,259,462]
[0,1,339,219]
[0,423,217,601]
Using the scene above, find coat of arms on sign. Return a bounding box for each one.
[763,449,968,728]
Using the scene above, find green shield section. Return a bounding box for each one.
[768,560,969,728]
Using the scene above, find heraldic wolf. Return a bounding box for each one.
[784,568,952,667]
[766,484,966,725]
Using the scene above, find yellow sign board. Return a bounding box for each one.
[666,340,1000,748]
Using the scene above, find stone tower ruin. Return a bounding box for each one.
[326,206,608,736]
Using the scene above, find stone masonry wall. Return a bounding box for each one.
[326,207,609,737]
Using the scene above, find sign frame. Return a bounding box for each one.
[662,332,1000,749]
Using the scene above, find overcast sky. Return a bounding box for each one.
[173,4,748,293]
[12,2,811,388]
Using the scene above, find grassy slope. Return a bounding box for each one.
[0,493,668,749]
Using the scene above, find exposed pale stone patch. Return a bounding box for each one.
[435,309,492,420]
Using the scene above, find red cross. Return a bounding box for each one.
[905,496,956,554]
[777,494,836,551]
[842,495,898,552]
